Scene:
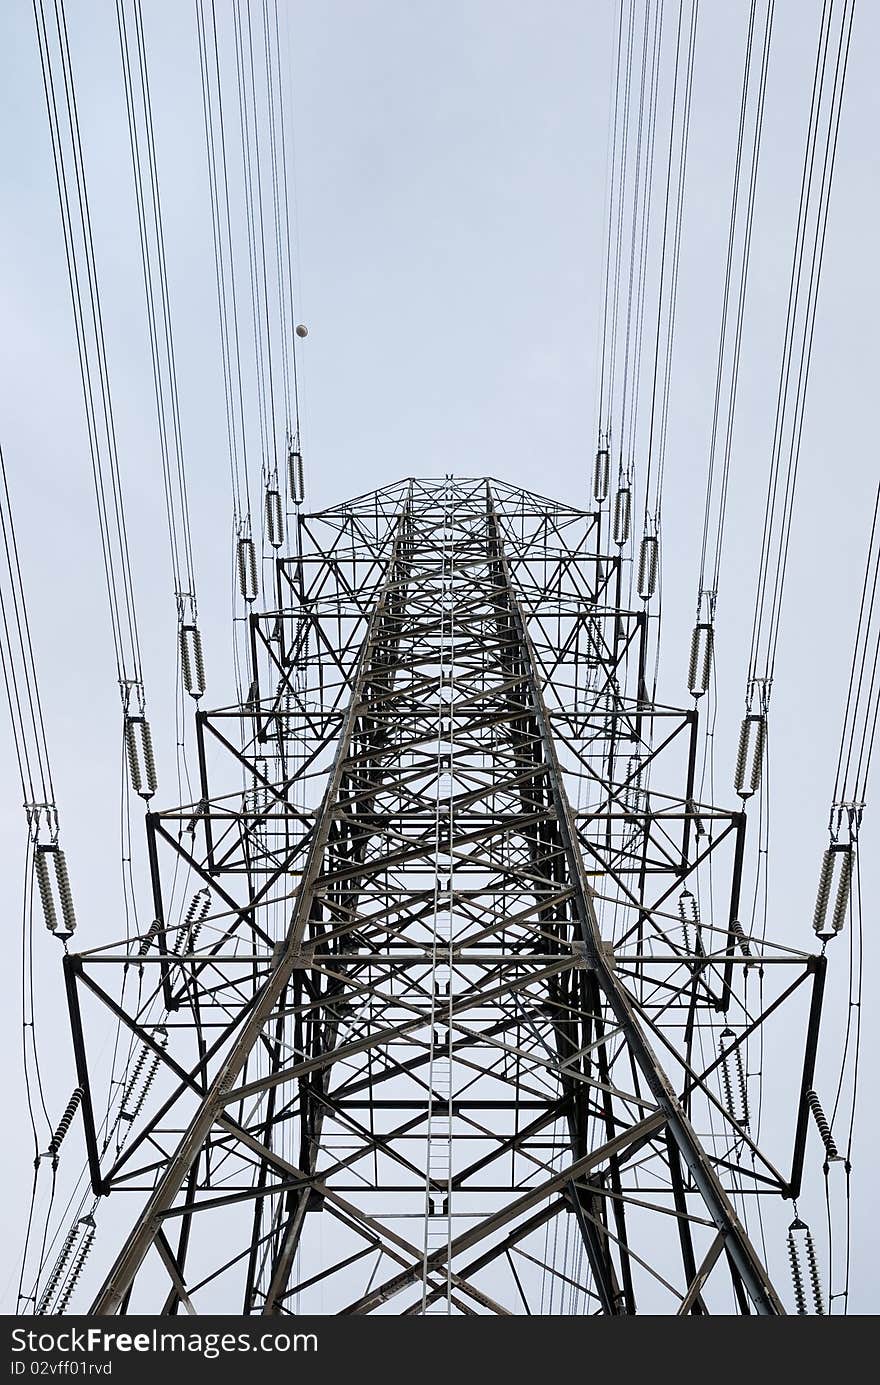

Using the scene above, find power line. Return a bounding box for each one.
[746,0,855,708]
[195,0,254,538]
[0,447,55,823]
[696,0,774,623]
[115,0,207,704]
[32,0,158,801]
[643,0,698,537]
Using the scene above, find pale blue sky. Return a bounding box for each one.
[0,0,877,1312]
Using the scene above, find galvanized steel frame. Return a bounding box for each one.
[64,477,822,1315]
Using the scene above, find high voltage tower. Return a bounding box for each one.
[54,478,820,1314]
[2,0,871,1322]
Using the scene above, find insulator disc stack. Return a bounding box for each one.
[265,487,284,548]
[804,1232,824,1315]
[687,622,714,698]
[34,845,77,937]
[735,1046,750,1129]
[288,446,305,504]
[119,1044,150,1117]
[637,534,658,600]
[180,919,203,954]
[625,753,644,813]
[179,623,206,699]
[35,1221,79,1314]
[734,713,765,799]
[613,487,631,547]
[174,889,211,953]
[718,1028,737,1126]
[137,918,162,957]
[294,611,309,665]
[120,1027,168,1124]
[250,756,271,814]
[806,1088,840,1161]
[55,1216,96,1315]
[787,1219,824,1315]
[730,918,752,958]
[718,1029,750,1131]
[787,1223,807,1314]
[280,690,296,740]
[185,889,210,929]
[812,843,852,939]
[237,536,259,603]
[139,1032,167,1112]
[125,715,158,800]
[678,889,700,952]
[585,615,603,668]
[47,1087,83,1160]
[593,446,610,505]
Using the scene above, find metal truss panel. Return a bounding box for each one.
[63,479,822,1316]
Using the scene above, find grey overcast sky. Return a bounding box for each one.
[0,0,877,1312]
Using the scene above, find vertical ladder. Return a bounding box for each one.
[422,488,456,1313]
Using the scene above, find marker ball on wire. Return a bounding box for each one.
[295,324,309,338]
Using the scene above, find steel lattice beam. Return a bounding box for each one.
[59,478,822,1315]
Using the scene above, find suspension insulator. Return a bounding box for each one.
[119,1045,149,1116]
[719,1028,737,1126]
[717,1029,750,1130]
[734,713,765,799]
[804,1223,825,1315]
[174,889,210,953]
[128,1046,165,1122]
[281,691,298,739]
[730,917,752,958]
[637,534,658,600]
[47,1087,83,1160]
[812,844,852,939]
[137,918,162,957]
[593,447,610,505]
[613,487,631,547]
[585,615,603,667]
[249,756,271,815]
[788,1219,824,1315]
[184,920,203,953]
[179,624,206,700]
[625,753,644,813]
[125,715,158,800]
[55,1216,96,1315]
[731,1033,750,1130]
[185,888,210,930]
[806,1089,840,1161]
[120,1028,167,1123]
[678,890,700,952]
[35,1221,79,1314]
[288,447,305,504]
[787,1222,807,1314]
[294,612,309,664]
[687,622,714,698]
[265,487,284,548]
[34,845,77,937]
[685,796,707,838]
[237,536,259,603]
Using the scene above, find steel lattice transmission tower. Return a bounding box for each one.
[65,478,824,1315]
